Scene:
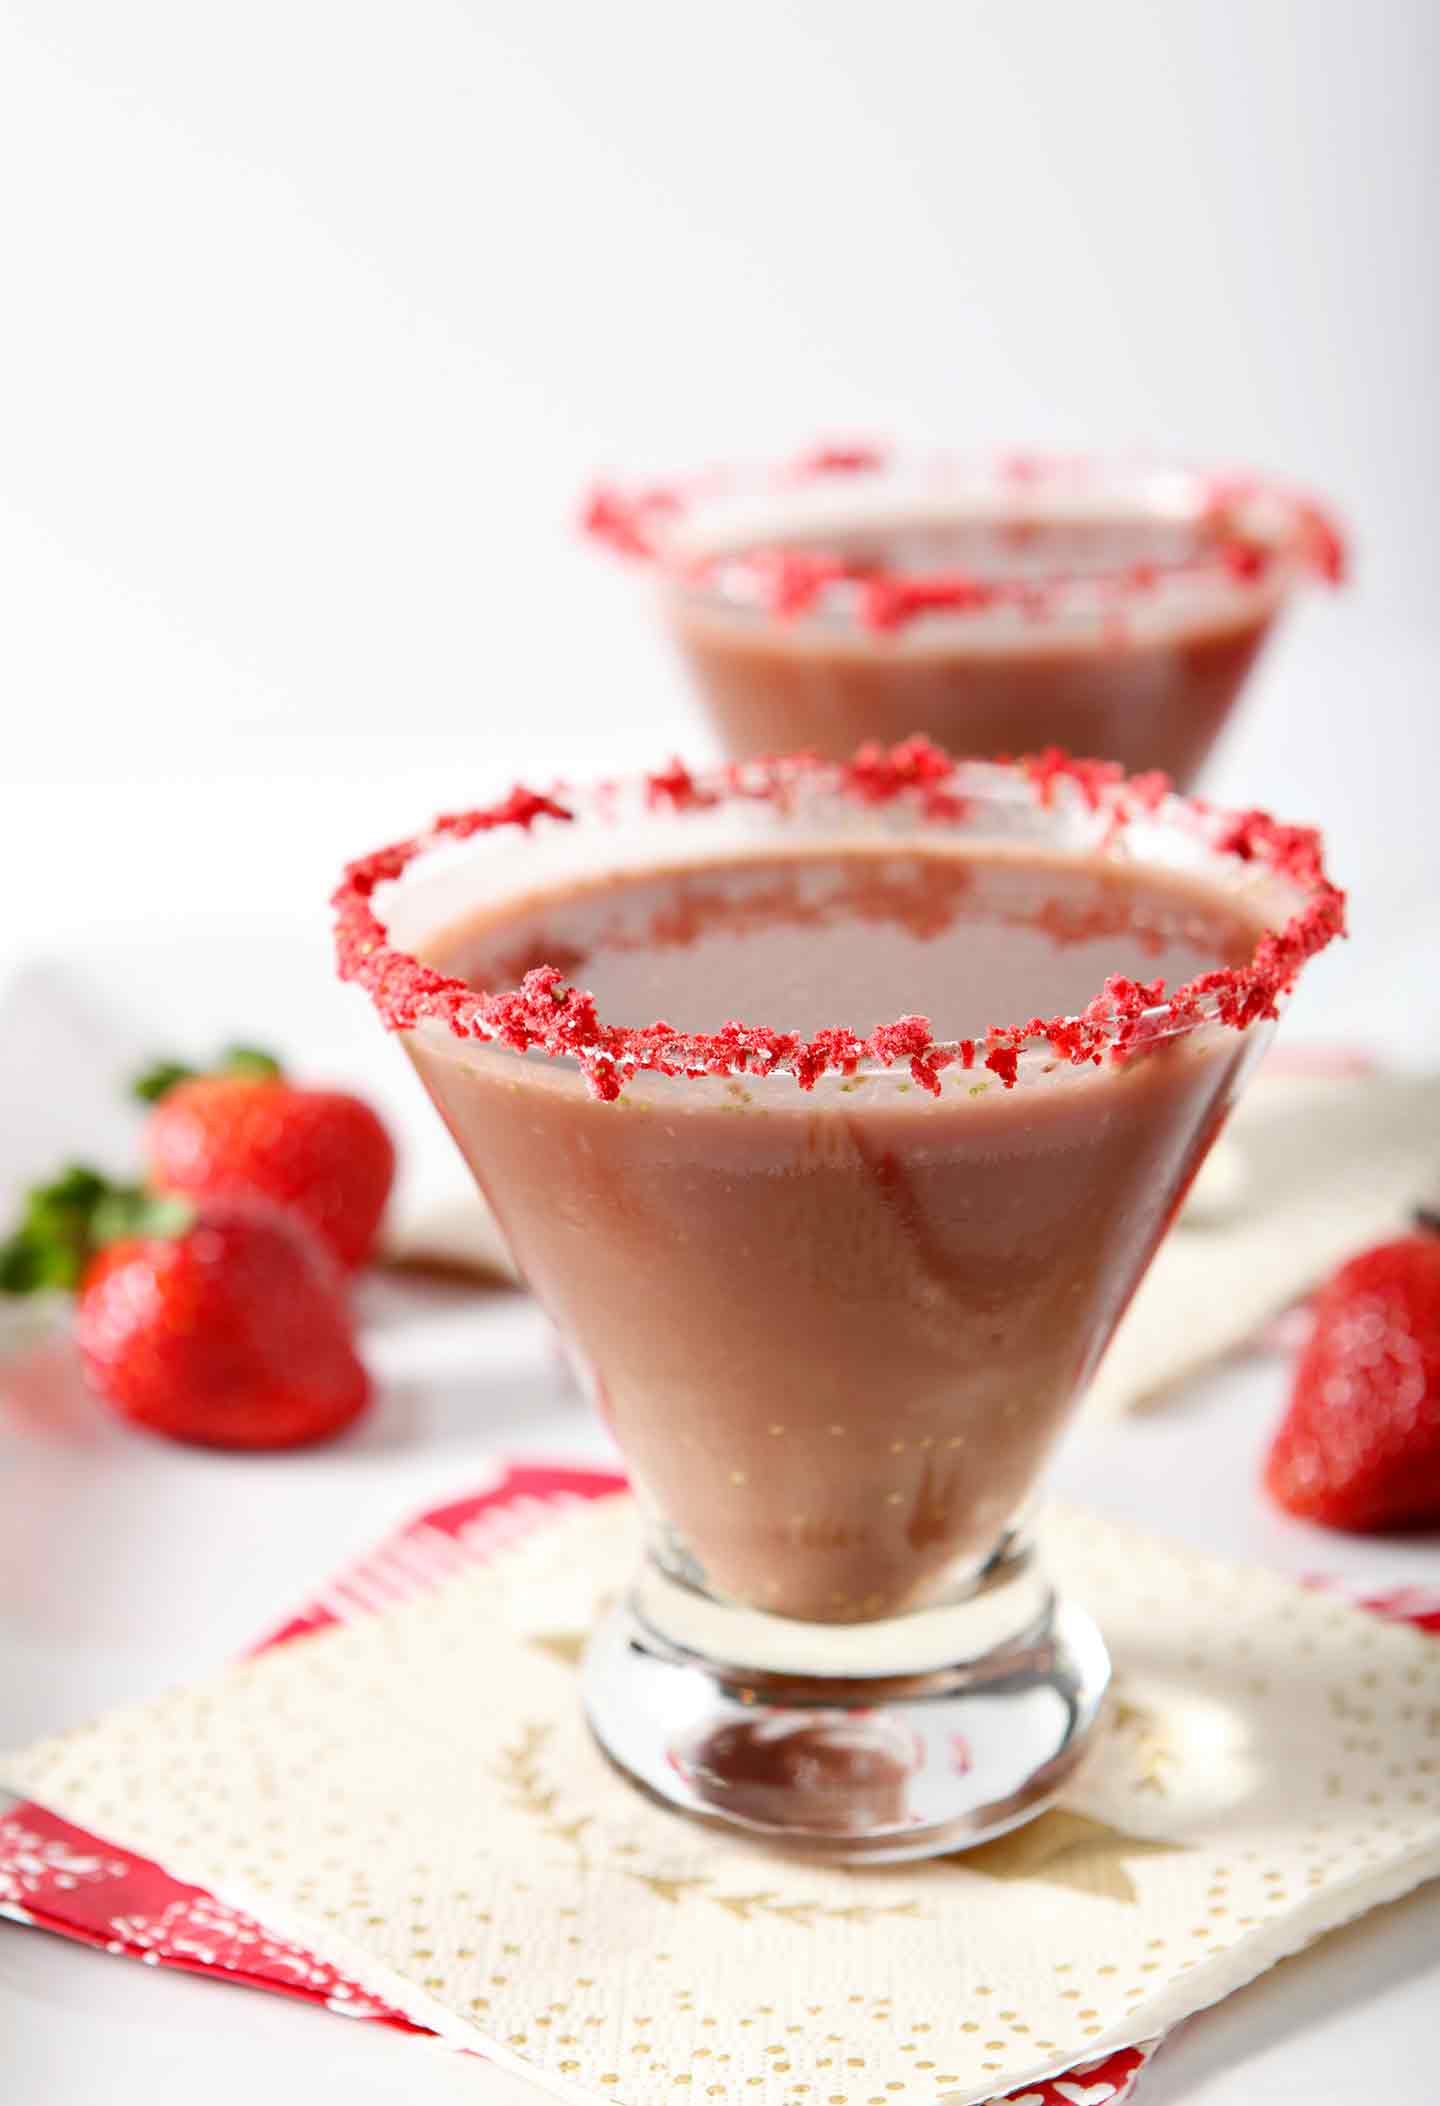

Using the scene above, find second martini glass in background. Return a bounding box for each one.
[586,449,1344,784]
[334,742,1344,1860]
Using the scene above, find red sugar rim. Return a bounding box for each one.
[333,739,1345,1104]
[583,445,1346,633]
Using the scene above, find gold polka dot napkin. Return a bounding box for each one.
[6,1498,1440,2106]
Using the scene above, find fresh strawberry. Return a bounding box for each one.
[1265,1219,1440,1532]
[135,1045,395,1270]
[1,1166,369,1450]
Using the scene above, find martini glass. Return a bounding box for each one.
[586,448,1345,786]
[334,744,1343,1861]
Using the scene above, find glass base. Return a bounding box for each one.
[582,1559,1111,1864]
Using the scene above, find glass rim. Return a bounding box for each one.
[583,444,1346,635]
[333,740,1346,1103]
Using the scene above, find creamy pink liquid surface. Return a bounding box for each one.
[410,844,1265,1621]
[673,513,1272,785]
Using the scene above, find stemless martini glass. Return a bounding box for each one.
[334,741,1343,1861]
[586,448,1345,785]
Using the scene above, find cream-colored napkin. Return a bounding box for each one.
[1086,1066,1439,1413]
[8,1496,1439,2106]
[385,1189,519,1285]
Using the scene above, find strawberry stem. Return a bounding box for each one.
[130,1044,284,1105]
[0,1166,194,1295]
[218,1044,284,1083]
[132,1060,199,1104]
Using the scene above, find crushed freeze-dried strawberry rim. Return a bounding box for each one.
[583,446,1346,634]
[333,739,1345,1104]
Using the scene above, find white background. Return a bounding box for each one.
[0,0,1436,977]
[1,6,1438,2103]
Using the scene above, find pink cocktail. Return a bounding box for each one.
[335,741,1343,1857]
[587,449,1344,786]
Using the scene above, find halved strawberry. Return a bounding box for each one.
[1265,1220,1440,1531]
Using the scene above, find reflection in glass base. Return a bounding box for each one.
[583,1566,1111,1864]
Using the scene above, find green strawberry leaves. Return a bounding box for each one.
[131,1043,285,1104]
[0,1165,194,1294]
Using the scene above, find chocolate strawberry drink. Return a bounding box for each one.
[335,742,1344,1856]
[587,451,1344,786]
[414,840,1263,1618]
